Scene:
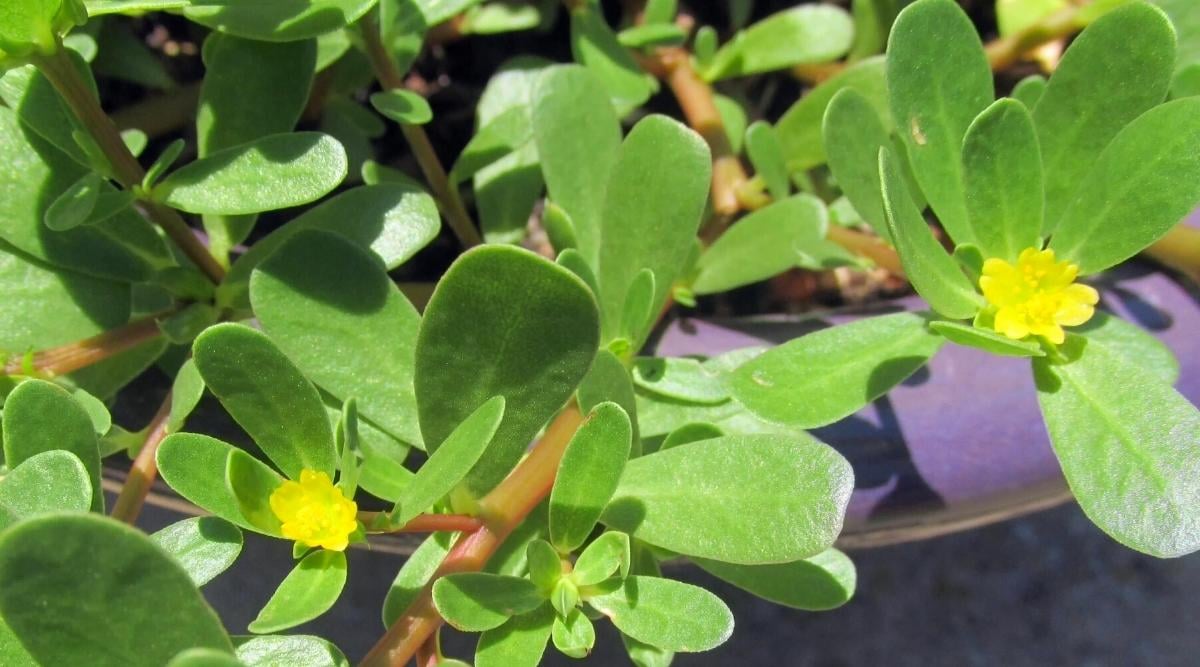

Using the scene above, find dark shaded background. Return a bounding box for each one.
[131,499,1200,666]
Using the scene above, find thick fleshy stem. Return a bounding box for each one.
[360,403,585,667]
[3,312,166,378]
[31,47,227,284]
[110,392,173,524]
[359,14,483,249]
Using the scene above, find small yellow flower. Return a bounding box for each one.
[269,469,358,551]
[979,247,1099,345]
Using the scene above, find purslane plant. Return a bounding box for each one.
[0,1,1197,666]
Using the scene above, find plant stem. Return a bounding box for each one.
[358,513,484,534]
[361,403,585,667]
[827,225,905,276]
[643,47,746,227]
[359,14,483,249]
[3,313,166,377]
[109,392,173,524]
[31,48,227,284]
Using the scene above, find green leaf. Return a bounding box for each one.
[631,357,728,404]
[197,33,316,256]
[473,57,549,244]
[693,548,856,611]
[183,0,376,42]
[576,348,641,456]
[225,184,440,306]
[1034,338,1200,558]
[2,379,102,511]
[603,435,853,564]
[382,532,453,626]
[929,320,1044,357]
[588,576,732,652]
[0,514,232,667]
[392,396,505,525]
[157,433,260,530]
[572,531,630,586]
[549,403,631,552]
[166,648,243,667]
[414,246,599,496]
[168,359,205,434]
[961,99,1043,262]
[887,0,993,245]
[823,88,891,238]
[151,517,244,587]
[551,609,594,658]
[526,539,562,592]
[370,90,433,125]
[879,148,982,319]
[193,323,336,478]
[0,0,67,54]
[43,171,100,231]
[252,229,423,448]
[0,105,171,283]
[249,550,347,634]
[704,5,854,80]
[597,115,710,342]
[432,573,545,632]
[1033,2,1176,231]
[451,107,528,185]
[692,195,827,294]
[153,133,347,215]
[743,121,789,200]
[1076,312,1178,384]
[1011,74,1047,108]
[532,65,622,269]
[1049,97,1200,274]
[568,4,654,113]
[227,449,284,536]
[778,56,887,172]
[660,422,723,450]
[0,56,95,168]
[619,269,656,346]
[731,313,944,428]
[233,635,349,667]
[0,450,90,532]
[475,605,554,667]
[617,23,686,49]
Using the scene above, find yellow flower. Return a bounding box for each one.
[979,247,1099,345]
[269,469,358,551]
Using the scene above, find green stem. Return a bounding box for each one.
[31,47,227,284]
[359,14,483,249]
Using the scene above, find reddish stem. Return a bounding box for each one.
[110,392,173,524]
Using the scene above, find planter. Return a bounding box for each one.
[654,256,1200,548]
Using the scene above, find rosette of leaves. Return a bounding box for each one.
[814,0,1200,557]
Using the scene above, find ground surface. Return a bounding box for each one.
[133,499,1200,666]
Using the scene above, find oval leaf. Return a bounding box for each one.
[705,5,854,80]
[549,403,632,552]
[392,396,506,525]
[151,517,244,587]
[414,245,599,496]
[0,514,232,666]
[588,576,732,652]
[248,550,348,634]
[183,0,376,42]
[692,548,856,611]
[154,133,347,215]
[602,435,853,564]
[1034,341,1200,558]
[731,313,944,428]
[193,323,336,479]
[252,229,424,447]
[887,0,993,244]
[2,379,103,511]
[0,450,91,532]
[432,573,545,632]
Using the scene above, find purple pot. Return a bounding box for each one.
[654,259,1200,549]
